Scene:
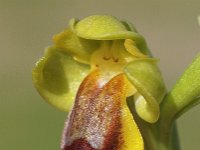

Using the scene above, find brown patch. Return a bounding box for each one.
[112,57,119,62]
[103,56,111,60]
[63,139,95,150]
[100,74,125,150]
[95,64,99,67]
[61,71,126,150]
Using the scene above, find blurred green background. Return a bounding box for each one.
[0,0,200,149]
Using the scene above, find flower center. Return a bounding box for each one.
[90,40,136,80]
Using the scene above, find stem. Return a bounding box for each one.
[156,120,180,150]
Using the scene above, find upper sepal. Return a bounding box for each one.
[32,46,90,111]
[70,15,151,55]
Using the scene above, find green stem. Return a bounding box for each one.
[156,118,180,150]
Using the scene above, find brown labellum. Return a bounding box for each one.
[61,70,126,150]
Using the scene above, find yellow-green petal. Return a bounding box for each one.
[53,29,99,64]
[124,59,166,123]
[32,46,90,111]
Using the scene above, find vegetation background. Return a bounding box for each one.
[0,0,199,149]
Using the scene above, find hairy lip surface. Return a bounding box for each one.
[61,70,126,150]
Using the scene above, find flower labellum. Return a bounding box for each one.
[61,70,143,150]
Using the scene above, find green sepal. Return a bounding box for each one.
[161,53,200,123]
[70,15,150,55]
[124,59,166,123]
[121,20,138,32]
[32,46,90,111]
[53,29,99,64]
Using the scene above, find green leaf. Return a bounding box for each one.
[32,46,90,111]
[161,53,200,123]
[124,59,166,123]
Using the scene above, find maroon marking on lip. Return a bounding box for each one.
[100,74,125,150]
[62,139,95,150]
[61,71,126,150]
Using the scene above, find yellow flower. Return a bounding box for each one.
[32,15,166,150]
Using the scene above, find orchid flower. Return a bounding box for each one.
[32,15,200,150]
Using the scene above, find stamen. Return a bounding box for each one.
[102,41,112,60]
[110,40,122,62]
